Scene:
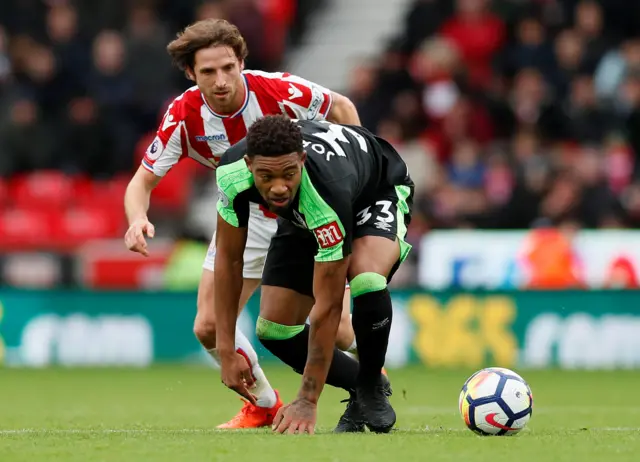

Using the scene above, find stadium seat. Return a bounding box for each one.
[133,132,196,211]
[56,206,125,243]
[73,175,129,209]
[0,178,8,207]
[0,207,57,248]
[9,171,74,209]
[151,160,196,210]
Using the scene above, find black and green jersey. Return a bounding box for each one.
[216,120,413,263]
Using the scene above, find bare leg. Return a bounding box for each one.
[335,288,356,352]
[193,270,260,349]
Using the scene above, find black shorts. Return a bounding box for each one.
[262,184,414,298]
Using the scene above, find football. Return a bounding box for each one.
[459,367,533,436]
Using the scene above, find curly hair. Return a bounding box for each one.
[246,115,304,158]
[166,19,248,71]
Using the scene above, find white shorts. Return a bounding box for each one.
[203,203,278,279]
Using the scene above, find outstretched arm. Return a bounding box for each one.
[213,213,246,355]
[300,257,350,403]
[213,213,256,403]
[123,166,162,256]
[272,256,349,435]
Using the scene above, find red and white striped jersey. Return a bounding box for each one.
[142,70,333,177]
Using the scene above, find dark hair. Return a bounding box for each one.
[166,19,248,71]
[246,115,304,158]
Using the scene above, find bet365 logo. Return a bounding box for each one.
[409,294,517,368]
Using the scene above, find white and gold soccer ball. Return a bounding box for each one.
[459,367,533,436]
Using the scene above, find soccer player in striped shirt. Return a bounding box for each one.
[123,19,362,429]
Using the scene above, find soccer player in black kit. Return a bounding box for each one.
[213,115,414,434]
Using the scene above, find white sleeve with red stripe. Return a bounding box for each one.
[142,101,187,177]
[246,70,333,121]
[279,73,333,120]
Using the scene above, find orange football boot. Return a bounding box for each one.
[217,390,283,429]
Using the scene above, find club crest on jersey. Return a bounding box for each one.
[313,221,343,248]
[146,137,163,160]
[292,210,308,229]
[218,188,230,208]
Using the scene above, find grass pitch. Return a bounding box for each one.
[0,365,639,461]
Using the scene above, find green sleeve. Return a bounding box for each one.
[298,169,351,262]
[216,159,254,227]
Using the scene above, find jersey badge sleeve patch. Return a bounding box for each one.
[218,187,230,208]
[313,221,344,249]
[146,136,164,161]
[308,86,325,120]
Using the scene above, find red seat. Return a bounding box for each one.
[133,132,196,211]
[9,171,74,209]
[151,160,195,210]
[73,176,129,208]
[0,178,8,207]
[0,208,56,248]
[56,206,124,243]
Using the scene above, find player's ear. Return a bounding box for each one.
[185,67,196,82]
[239,59,245,72]
[299,151,307,164]
[243,154,253,170]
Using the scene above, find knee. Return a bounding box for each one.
[256,316,304,345]
[335,318,354,351]
[349,272,387,298]
[193,313,217,345]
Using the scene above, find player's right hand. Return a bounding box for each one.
[220,351,258,405]
[124,218,155,257]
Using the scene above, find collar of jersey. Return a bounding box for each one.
[201,74,250,119]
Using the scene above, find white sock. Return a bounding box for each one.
[347,337,358,354]
[347,314,358,354]
[207,328,277,408]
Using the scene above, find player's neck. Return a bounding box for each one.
[204,79,247,116]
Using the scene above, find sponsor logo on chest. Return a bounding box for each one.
[196,134,227,142]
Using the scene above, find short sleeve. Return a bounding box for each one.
[278,73,333,121]
[215,156,254,228]
[298,170,353,262]
[245,71,333,121]
[142,99,186,177]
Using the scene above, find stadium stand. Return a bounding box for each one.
[1,0,640,287]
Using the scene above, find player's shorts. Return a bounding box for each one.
[262,183,414,298]
[203,204,277,279]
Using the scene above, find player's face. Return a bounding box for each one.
[190,45,245,114]
[246,152,306,214]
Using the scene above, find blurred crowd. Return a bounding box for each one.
[2,0,640,237]
[0,0,309,179]
[349,0,640,236]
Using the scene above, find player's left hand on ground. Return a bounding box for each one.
[272,398,317,435]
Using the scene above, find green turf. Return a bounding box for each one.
[0,365,639,461]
